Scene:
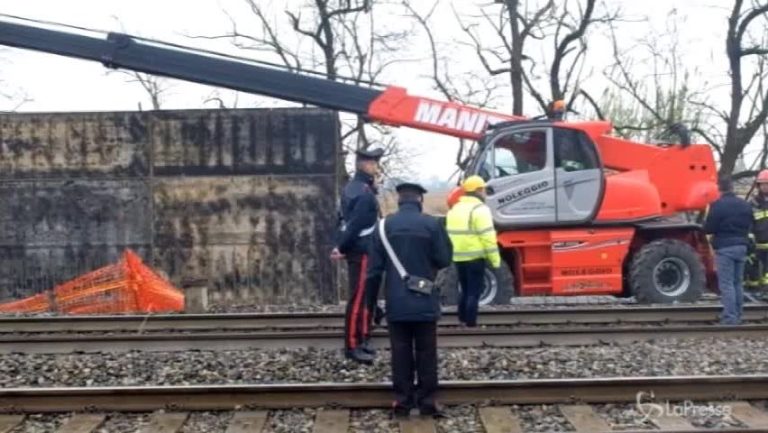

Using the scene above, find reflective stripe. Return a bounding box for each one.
[755,210,768,219]
[447,227,495,236]
[448,230,474,235]
[454,249,498,257]
[757,242,768,250]
[359,224,375,237]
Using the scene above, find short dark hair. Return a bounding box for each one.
[718,175,733,192]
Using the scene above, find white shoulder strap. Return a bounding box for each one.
[378,218,408,279]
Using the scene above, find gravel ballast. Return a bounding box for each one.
[4,403,768,432]
[0,337,767,387]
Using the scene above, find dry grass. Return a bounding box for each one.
[379,191,450,216]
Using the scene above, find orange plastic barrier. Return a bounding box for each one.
[0,292,51,314]
[0,249,184,315]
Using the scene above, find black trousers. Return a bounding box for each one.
[344,253,373,351]
[457,259,486,326]
[388,321,438,409]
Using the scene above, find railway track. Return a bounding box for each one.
[1,305,767,353]
[2,304,768,333]
[0,375,767,432]
[1,322,767,354]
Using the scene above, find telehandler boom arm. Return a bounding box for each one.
[0,17,718,216]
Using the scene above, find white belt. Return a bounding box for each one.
[359,224,376,237]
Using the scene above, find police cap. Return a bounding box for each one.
[396,182,428,195]
[355,147,385,161]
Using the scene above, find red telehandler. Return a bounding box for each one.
[0,17,720,305]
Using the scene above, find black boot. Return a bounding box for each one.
[391,405,410,419]
[345,347,375,365]
[419,404,447,418]
[360,339,376,356]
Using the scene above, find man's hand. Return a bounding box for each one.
[330,247,345,261]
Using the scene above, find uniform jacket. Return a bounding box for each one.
[445,195,501,268]
[336,171,380,255]
[751,193,768,244]
[364,200,453,322]
[704,192,754,250]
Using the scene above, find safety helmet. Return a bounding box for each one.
[462,175,486,192]
[758,169,768,183]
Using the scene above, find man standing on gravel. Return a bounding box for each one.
[704,175,754,325]
[331,147,385,365]
[445,175,501,327]
[364,182,453,418]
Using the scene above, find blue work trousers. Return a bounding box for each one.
[456,259,486,327]
[715,245,748,325]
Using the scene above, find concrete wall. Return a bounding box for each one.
[0,107,340,305]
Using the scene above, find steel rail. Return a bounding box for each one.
[0,375,766,412]
[0,323,766,354]
[1,304,767,334]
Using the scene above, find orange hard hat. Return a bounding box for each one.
[758,169,768,183]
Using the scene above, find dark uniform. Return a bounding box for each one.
[364,182,453,418]
[335,148,384,364]
[746,192,768,289]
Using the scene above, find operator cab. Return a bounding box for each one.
[466,122,605,229]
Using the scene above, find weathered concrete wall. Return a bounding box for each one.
[0,108,339,305]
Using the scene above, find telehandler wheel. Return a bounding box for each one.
[437,261,514,306]
[629,239,705,304]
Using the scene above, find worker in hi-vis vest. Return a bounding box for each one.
[445,175,501,327]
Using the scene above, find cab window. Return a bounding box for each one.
[480,130,548,180]
[554,127,599,171]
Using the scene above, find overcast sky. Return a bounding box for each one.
[0,0,751,181]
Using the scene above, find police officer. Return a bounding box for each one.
[331,147,384,364]
[364,182,453,418]
[445,175,501,327]
[746,169,768,290]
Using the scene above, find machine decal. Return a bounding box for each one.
[497,181,550,206]
[560,267,612,276]
[414,100,507,134]
[552,238,629,251]
[552,241,586,249]
[562,281,611,292]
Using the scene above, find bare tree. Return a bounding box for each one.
[455,0,552,116]
[0,82,32,112]
[455,0,614,116]
[403,0,502,175]
[112,70,168,111]
[189,0,416,178]
[600,10,708,145]
[203,88,241,109]
[717,0,768,175]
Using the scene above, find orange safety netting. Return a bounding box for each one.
[0,249,184,315]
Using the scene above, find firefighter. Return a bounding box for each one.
[746,169,768,290]
[330,147,384,365]
[445,175,501,327]
[364,182,453,418]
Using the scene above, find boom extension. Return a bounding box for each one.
[0,20,380,114]
[0,18,524,140]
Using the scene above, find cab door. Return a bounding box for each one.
[474,126,556,227]
[552,127,604,223]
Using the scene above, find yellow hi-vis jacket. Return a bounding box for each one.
[445,195,501,268]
